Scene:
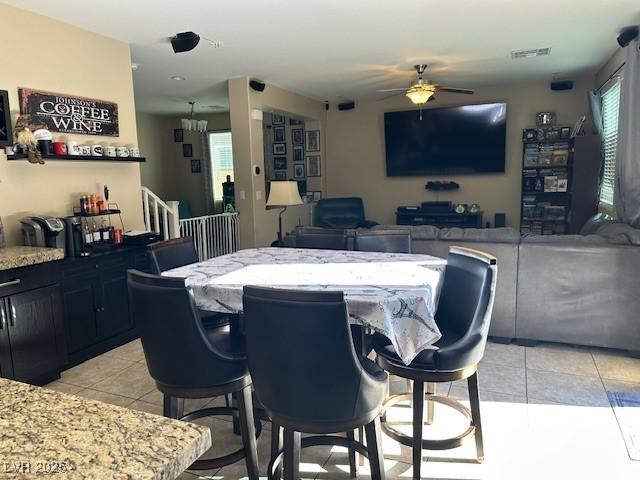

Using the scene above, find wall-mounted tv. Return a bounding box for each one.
[384,102,507,176]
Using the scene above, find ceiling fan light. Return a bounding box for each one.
[406,85,435,105]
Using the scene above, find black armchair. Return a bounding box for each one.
[243,286,388,480]
[373,246,497,479]
[314,197,378,229]
[127,270,260,476]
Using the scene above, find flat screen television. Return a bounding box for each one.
[384,102,507,176]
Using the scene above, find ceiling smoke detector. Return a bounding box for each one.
[511,47,552,59]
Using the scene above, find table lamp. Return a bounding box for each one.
[266,181,303,242]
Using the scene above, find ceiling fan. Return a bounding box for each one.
[376,64,474,105]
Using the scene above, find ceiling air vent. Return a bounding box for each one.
[511,47,552,59]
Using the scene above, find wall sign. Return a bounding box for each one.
[18,88,119,137]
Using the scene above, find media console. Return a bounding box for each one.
[396,208,483,228]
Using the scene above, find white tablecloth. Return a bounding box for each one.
[164,247,446,364]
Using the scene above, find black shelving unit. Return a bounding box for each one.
[7,154,145,163]
[520,131,573,235]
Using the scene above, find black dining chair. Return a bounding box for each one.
[243,286,388,480]
[373,246,497,480]
[295,227,350,250]
[127,270,261,477]
[147,237,231,330]
[354,230,412,254]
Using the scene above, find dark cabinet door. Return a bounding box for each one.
[0,299,14,378]
[97,264,132,339]
[6,285,67,382]
[62,273,100,353]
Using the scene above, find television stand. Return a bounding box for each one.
[396,208,483,228]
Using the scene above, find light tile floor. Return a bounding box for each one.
[45,340,640,479]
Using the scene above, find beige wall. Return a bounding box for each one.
[596,47,625,88]
[0,3,143,245]
[325,75,594,227]
[229,78,327,248]
[136,111,231,217]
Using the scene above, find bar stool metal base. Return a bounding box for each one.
[267,435,369,480]
[380,393,478,454]
[180,406,263,471]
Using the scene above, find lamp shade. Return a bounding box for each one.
[266,181,303,207]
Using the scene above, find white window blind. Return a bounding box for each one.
[599,78,621,207]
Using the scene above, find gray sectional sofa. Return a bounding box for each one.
[373,217,640,354]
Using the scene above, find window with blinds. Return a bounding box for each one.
[599,78,621,207]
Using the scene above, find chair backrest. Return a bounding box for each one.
[295,227,349,250]
[242,286,370,425]
[127,269,241,391]
[314,197,365,229]
[355,230,411,253]
[434,246,497,368]
[147,237,199,274]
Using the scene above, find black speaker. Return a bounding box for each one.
[171,32,200,53]
[494,213,506,228]
[338,101,355,111]
[550,80,573,91]
[249,80,266,92]
[325,102,330,111]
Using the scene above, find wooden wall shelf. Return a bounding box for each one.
[6,154,145,163]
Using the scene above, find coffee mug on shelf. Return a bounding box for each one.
[66,141,79,155]
[80,145,91,156]
[116,146,129,157]
[104,146,116,157]
[130,147,140,157]
[91,145,103,156]
[52,142,67,155]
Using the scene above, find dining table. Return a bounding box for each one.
[163,247,447,365]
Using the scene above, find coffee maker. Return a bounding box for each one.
[64,216,89,257]
[20,216,65,248]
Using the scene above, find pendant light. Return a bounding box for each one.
[181,101,208,133]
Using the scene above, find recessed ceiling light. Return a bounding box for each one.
[171,75,187,81]
[131,62,139,71]
[511,47,551,59]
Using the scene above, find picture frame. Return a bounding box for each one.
[297,180,307,196]
[272,113,285,125]
[273,171,287,181]
[174,128,184,143]
[183,143,193,157]
[293,145,304,162]
[292,128,304,146]
[306,155,321,177]
[289,118,303,125]
[274,156,287,170]
[0,90,12,147]
[305,130,320,152]
[190,158,201,173]
[293,163,306,179]
[273,126,286,142]
[273,143,286,155]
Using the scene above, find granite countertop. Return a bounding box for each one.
[0,378,211,479]
[0,246,65,271]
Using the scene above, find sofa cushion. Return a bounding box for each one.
[372,224,439,240]
[579,213,616,235]
[521,234,631,245]
[438,227,521,243]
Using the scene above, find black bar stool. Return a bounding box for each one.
[127,270,261,477]
[373,246,497,480]
[243,286,388,480]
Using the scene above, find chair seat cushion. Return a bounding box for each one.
[372,328,459,370]
[206,326,246,357]
[199,310,232,330]
[359,356,387,382]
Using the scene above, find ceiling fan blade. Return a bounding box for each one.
[436,86,475,94]
[376,92,406,102]
[375,88,408,93]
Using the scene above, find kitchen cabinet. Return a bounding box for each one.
[61,246,148,366]
[0,263,67,384]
